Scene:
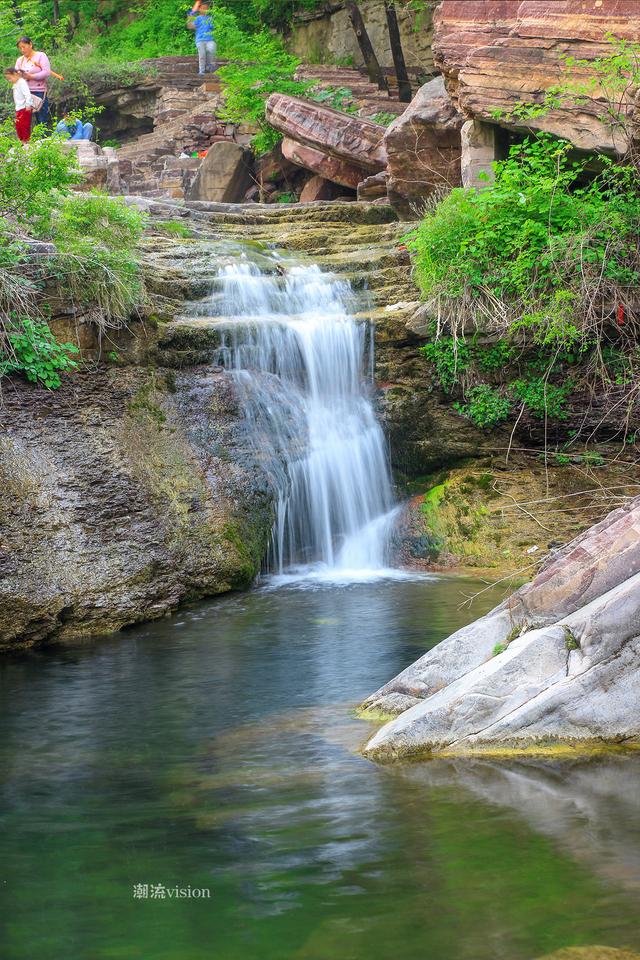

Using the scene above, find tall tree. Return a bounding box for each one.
[346,2,388,92]
[383,0,412,102]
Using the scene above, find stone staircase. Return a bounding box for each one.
[116,56,251,199]
[113,56,410,201]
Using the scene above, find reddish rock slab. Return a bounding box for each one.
[433,0,640,154]
[266,94,387,173]
[299,175,353,203]
[281,138,365,189]
[357,169,389,201]
[384,76,463,219]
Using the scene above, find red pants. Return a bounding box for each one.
[15,109,31,143]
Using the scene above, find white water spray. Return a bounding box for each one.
[209,257,397,575]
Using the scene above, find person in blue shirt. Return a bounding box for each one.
[56,115,94,140]
[187,1,216,76]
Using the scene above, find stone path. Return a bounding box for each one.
[112,56,408,201]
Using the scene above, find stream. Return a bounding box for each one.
[1,245,639,959]
[1,578,640,960]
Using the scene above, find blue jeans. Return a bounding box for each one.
[196,39,216,74]
[56,120,94,140]
[31,92,49,127]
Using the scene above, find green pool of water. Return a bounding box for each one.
[1,575,639,960]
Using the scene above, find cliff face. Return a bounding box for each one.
[433,0,640,152]
[0,362,277,650]
[288,0,435,78]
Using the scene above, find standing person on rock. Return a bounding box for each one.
[187,1,216,76]
[4,67,34,143]
[15,36,51,127]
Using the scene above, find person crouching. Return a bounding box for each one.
[4,67,33,143]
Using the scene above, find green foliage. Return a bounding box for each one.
[475,340,513,372]
[309,86,358,114]
[492,642,507,657]
[511,377,571,420]
[370,111,397,126]
[421,336,471,393]
[408,135,640,321]
[276,192,298,204]
[0,121,81,226]
[409,124,640,429]
[154,219,194,238]
[0,317,79,388]
[0,120,144,389]
[51,192,145,324]
[216,16,309,154]
[454,385,512,429]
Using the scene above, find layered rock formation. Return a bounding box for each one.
[363,496,640,758]
[433,0,640,154]
[384,76,463,217]
[0,365,276,648]
[265,93,388,181]
[0,198,405,649]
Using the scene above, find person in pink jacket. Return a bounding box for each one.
[15,36,51,127]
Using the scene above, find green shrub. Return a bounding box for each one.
[215,16,310,154]
[476,340,513,372]
[310,86,358,114]
[0,317,79,388]
[406,134,640,351]
[0,121,145,388]
[455,385,512,429]
[421,336,471,393]
[511,377,571,420]
[50,192,145,325]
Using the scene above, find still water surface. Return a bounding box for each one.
[1,576,639,960]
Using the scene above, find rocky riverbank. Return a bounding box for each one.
[363,495,640,759]
[2,196,639,649]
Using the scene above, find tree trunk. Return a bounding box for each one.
[383,1,412,102]
[52,0,60,23]
[346,2,388,92]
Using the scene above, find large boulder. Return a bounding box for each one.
[188,141,254,203]
[384,76,463,219]
[299,175,351,203]
[64,141,110,191]
[433,0,640,154]
[281,138,365,189]
[266,94,387,177]
[363,496,640,759]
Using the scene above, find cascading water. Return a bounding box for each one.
[207,255,397,575]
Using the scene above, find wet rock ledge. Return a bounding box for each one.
[363,496,640,759]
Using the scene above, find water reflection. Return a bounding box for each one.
[0,577,639,960]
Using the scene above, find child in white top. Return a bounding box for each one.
[4,67,33,142]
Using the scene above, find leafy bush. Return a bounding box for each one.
[407,135,640,350]
[511,377,571,420]
[421,336,471,393]
[51,192,145,325]
[409,125,640,431]
[476,340,513,372]
[455,385,512,429]
[215,11,310,154]
[0,317,79,388]
[309,86,358,114]
[0,120,144,388]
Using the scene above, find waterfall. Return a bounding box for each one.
[210,256,396,576]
